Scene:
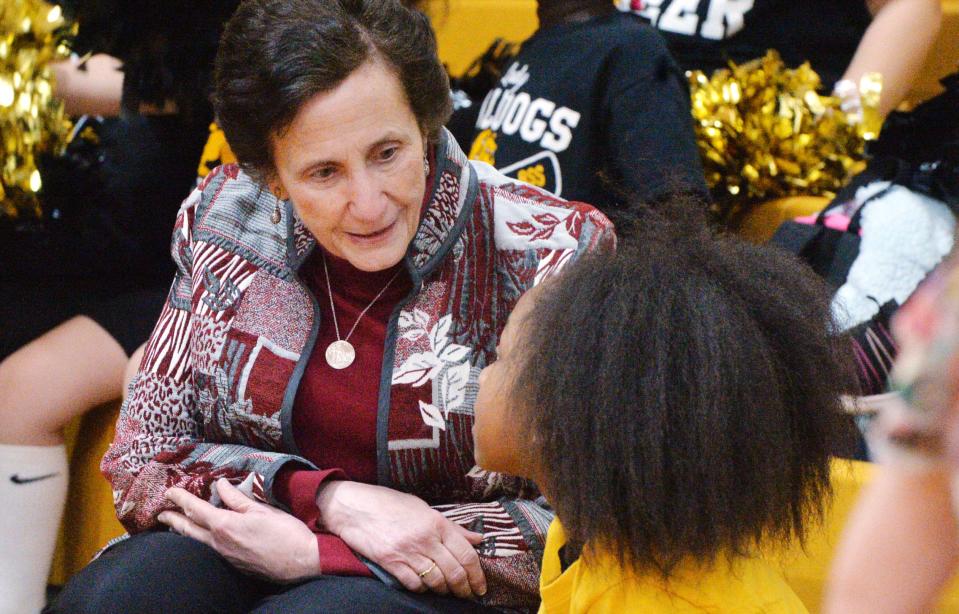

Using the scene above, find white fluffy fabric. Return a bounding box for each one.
[832,181,956,331]
[0,444,68,614]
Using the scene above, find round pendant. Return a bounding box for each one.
[325,340,356,370]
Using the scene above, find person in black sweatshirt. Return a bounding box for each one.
[462,0,709,221]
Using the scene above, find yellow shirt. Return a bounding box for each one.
[539,519,809,614]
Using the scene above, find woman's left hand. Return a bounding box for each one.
[158,478,320,583]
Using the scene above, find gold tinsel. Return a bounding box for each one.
[689,51,882,224]
[0,0,74,219]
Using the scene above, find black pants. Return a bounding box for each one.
[48,532,498,613]
[0,280,167,361]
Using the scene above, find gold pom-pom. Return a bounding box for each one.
[689,51,881,225]
[0,0,75,219]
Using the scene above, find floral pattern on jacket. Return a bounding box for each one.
[101,129,614,608]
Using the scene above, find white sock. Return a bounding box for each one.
[0,444,68,614]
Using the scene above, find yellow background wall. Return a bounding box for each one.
[425,0,537,76]
[912,0,959,102]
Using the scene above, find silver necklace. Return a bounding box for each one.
[321,253,402,369]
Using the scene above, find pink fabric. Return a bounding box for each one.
[794,212,856,233]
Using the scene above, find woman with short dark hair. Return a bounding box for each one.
[50,0,613,611]
[213,0,452,176]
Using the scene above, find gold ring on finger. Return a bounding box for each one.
[418,562,437,578]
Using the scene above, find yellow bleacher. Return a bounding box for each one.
[771,461,959,613]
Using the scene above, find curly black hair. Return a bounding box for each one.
[511,201,859,576]
[213,0,451,179]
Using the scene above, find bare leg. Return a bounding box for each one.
[0,316,127,446]
[0,316,127,613]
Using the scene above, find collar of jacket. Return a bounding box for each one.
[280,128,479,285]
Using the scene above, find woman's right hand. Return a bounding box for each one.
[316,481,487,599]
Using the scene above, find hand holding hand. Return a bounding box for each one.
[317,481,487,598]
[158,478,319,583]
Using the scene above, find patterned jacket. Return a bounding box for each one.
[102,129,614,608]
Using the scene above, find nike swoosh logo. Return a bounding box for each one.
[10,472,59,484]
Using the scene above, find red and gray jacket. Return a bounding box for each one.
[102,128,614,608]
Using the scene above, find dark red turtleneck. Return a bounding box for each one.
[273,247,412,576]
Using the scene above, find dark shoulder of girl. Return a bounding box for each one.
[558,542,583,572]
